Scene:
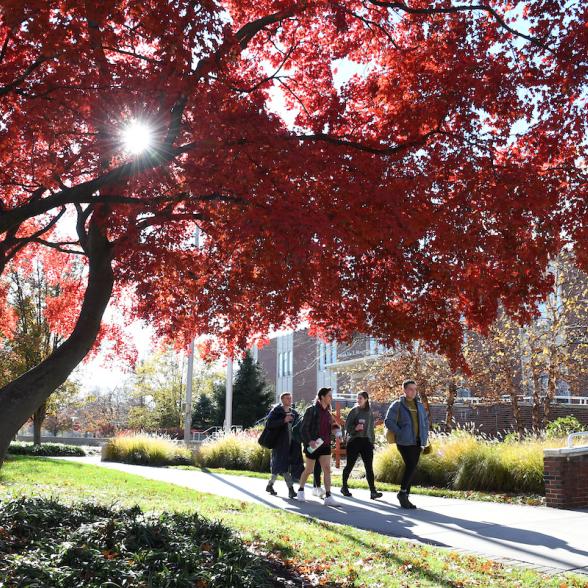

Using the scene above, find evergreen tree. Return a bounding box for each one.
[191,394,215,429]
[213,353,274,428]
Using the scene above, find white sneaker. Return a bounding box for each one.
[312,486,326,498]
[324,495,340,507]
[296,490,306,502]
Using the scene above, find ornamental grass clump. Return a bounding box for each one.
[196,432,270,472]
[374,430,558,494]
[0,497,274,588]
[102,433,192,467]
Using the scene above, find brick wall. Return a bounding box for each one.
[292,330,318,404]
[544,450,588,509]
[257,339,277,399]
[429,403,588,436]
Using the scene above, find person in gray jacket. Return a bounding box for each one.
[384,379,429,509]
[341,391,383,500]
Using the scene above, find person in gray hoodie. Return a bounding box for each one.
[341,391,383,500]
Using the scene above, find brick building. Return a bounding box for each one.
[255,330,387,405]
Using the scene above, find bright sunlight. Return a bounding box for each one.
[121,120,154,155]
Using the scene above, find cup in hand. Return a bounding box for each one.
[357,419,365,431]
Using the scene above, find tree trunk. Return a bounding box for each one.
[445,382,457,432]
[506,373,524,438]
[543,361,558,426]
[0,225,113,467]
[531,366,542,433]
[32,402,47,446]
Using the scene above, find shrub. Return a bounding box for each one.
[196,432,270,472]
[102,433,192,467]
[546,416,585,439]
[8,442,86,457]
[0,497,274,587]
[374,431,556,494]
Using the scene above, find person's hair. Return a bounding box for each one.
[316,387,332,403]
[280,392,292,401]
[357,390,370,409]
[403,379,416,389]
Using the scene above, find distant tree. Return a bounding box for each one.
[191,394,216,429]
[213,353,273,428]
[127,350,185,431]
[0,264,81,444]
[365,342,461,428]
[77,387,132,437]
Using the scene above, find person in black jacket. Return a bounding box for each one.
[265,392,300,498]
[296,387,340,506]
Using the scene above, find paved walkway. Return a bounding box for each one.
[61,457,588,575]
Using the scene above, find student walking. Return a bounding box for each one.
[265,392,299,499]
[384,379,429,509]
[296,387,340,506]
[341,391,383,500]
[312,461,324,497]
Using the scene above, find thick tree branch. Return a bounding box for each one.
[294,127,443,155]
[0,53,54,96]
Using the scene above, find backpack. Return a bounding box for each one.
[258,423,280,449]
[257,409,281,449]
[292,405,316,444]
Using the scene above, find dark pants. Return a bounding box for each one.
[396,444,422,493]
[313,459,322,487]
[342,437,376,491]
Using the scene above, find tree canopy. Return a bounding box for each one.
[0,0,585,462]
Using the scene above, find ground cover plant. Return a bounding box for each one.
[7,442,86,457]
[0,496,275,588]
[1,456,586,588]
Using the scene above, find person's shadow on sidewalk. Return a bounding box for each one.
[335,493,588,570]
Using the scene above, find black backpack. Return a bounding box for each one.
[258,408,282,449]
[292,405,316,444]
[258,424,280,449]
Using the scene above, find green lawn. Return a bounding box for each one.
[1,456,585,588]
[174,465,545,506]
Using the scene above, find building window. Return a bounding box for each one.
[288,350,293,375]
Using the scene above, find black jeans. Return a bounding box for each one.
[313,460,322,487]
[342,437,376,492]
[396,443,422,493]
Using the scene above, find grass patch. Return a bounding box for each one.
[102,433,192,467]
[1,456,585,588]
[8,441,86,457]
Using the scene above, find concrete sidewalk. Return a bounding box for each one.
[61,456,588,575]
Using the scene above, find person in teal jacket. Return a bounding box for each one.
[384,379,429,509]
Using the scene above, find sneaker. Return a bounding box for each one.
[370,491,383,500]
[265,483,277,496]
[324,495,340,507]
[312,486,326,498]
[340,486,352,497]
[397,491,411,509]
[288,487,297,499]
[297,490,306,502]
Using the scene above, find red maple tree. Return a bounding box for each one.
[0,0,585,464]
